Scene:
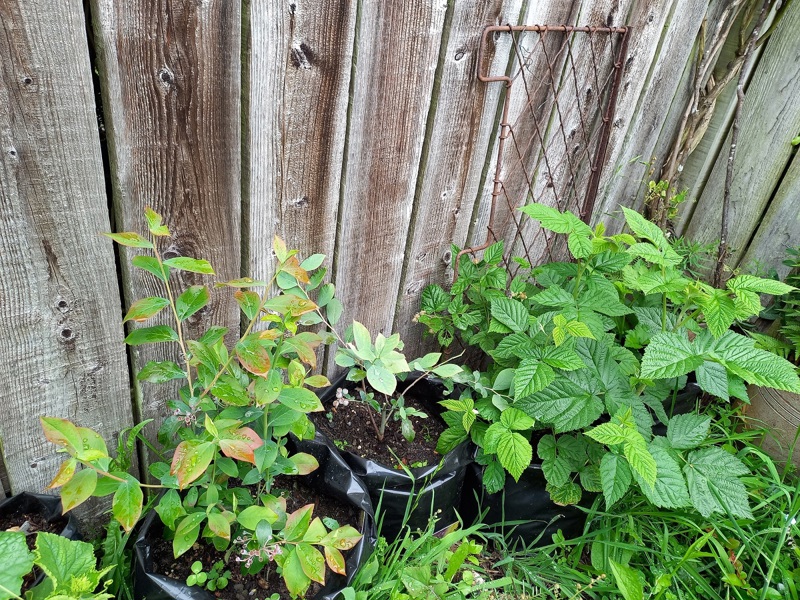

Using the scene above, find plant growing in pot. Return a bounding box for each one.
[745,245,800,466]
[298,321,472,540]
[40,209,368,600]
[419,203,800,541]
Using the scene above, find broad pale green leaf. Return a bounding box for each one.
[624,438,657,487]
[297,543,326,585]
[123,296,169,323]
[490,298,529,333]
[366,364,396,396]
[300,253,326,270]
[585,422,628,446]
[173,513,206,557]
[667,414,710,450]
[431,363,462,378]
[496,431,532,481]
[34,532,96,590]
[131,255,168,281]
[283,548,312,598]
[519,203,573,233]
[318,525,362,550]
[600,454,631,508]
[542,455,572,487]
[61,468,97,512]
[609,559,644,600]
[176,285,209,321]
[500,407,535,431]
[483,459,506,494]
[112,474,143,533]
[696,361,729,400]
[284,505,314,542]
[125,325,179,345]
[633,444,690,509]
[533,285,574,307]
[727,274,795,296]
[518,379,603,432]
[0,532,33,600]
[635,269,688,295]
[567,232,593,259]
[104,231,153,248]
[707,331,800,393]
[207,511,231,541]
[316,283,336,308]
[513,359,555,399]
[698,289,737,338]
[621,206,669,251]
[137,360,186,384]
[684,448,753,519]
[40,416,83,455]
[641,332,703,379]
[162,257,214,274]
[483,241,504,264]
[326,297,344,325]
[237,505,279,530]
[626,242,681,267]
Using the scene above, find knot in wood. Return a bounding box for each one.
[157,67,175,88]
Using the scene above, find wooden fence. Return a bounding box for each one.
[1,0,798,498]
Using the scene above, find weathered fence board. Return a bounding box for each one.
[91,0,242,439]
[332,0,448,341]
[684,3,800,264]
[595,0,712,226]
[393,0,525,355]
[0,1,131,495]
[245,0,357,289]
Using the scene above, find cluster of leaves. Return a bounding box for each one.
[341,522,512,600]
[422,203,800,515]
[0,531,113,600]
[41,208,361,598]
[186,560,230,591]
[777,246,800,362]
[334,321,462,444]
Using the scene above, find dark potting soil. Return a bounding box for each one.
[309,386,447,469]
[150,478,360,600]
[0,509,68,589]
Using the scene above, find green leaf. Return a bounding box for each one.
[626,242,681,267]
[104,231,153,248]
[237,505,279,530]
[162,257,215,274]
[61,468,98,512]
[519,203,574,232]
[633,443,690,509]
[170,440,215,489]
[490,298,529,333]
[34,532,96,590]
[300,253,326,270]
[667,414,710,450]
[567,232,593,259]
[284,505,314,542]
[421,285,449,312]
[533,285,574,307]
[483,459,506,494]
[40,416,84,455]
[640,332,703,379]
[624,438,657,487]
[155,489,186,530]
[599,454,631,509]
[708,331,800,393]
[366,364,396,396]
[585,422,628,446]
[207,512,231,541]
[727,274,795,296]
[277,387,324,412]
[283,548,312,598]
[316,283,335,308]
[431,364,462,378]
[483,241,504,264]
[176,285,210,321]
[542,455,572,488]
[123,296,170,323]
[132,255,168,281]
[517,379,603,433]
[495,431,532,481]
[0,532,33,600]
[137,360,186,384]
[684,448,753,519]
[296,543,326,585]
[500,407,535,431]
[173,513,206,557]
[609,559,644,600]
[696,361,729,400]
[513,359,555,399]
[235,336,271,377]
[125,325,179,345]
[621,206,669,251]
[547,482,582,506]
[698,289,737,338]
[112,474,143,533]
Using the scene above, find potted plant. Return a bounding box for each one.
[419,203,800,541]
[40,209,370,599]
[296,322,473,540]
[745,245,800,466]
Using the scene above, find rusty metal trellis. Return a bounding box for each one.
[456,24,630,278]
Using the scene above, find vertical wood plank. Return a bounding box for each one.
[332,0,448,340]
[91,0,241,438]
[245,1,357,287]
[594,0,711,227]
[683,4,800,263]
[0,1,132,494]
[393,0,524,355]
[738,150,800,276]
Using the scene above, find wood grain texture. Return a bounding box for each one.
[744,386,800,468]
[594,0,711,228]
[738,149,800,277]
[0,1,132,494]
[683,4,800,263]
[91,0,241,438]
[245,0,356,286]
[332,0,447,341]
[393,0,524,356]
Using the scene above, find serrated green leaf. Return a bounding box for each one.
[624,438,657,487]
[696,361,729,400]
[567,232,593,259]
[125,325,179,345]
[585,422,628,446]
[513,359,555,399]
[609,559,644,600]
[641,332,703,379]
[542,455,572,488]
[698,289,737,338]
[667,414,710,450]
[626,242,681,267]
[162,257,214,274]
[483,241,504,265]
[534,285,574,307]
[621,206,670,251]
[483,459,506,494]
[707,331,800,392]
[547,481,582,506]
[495,431,532,482]
[500,407,535,431]
[633,443,690,509]
[518,379,603,432]
[519,203,574,233]
[727,274,795,296]
[490,298,529,333]
[684,448,753,519]
[34,532,96,590]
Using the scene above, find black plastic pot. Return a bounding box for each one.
[0,492,81,587]
[133,446,376,600]
[302,373,474,541]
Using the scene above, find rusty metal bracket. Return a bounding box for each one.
[455,24,630,280]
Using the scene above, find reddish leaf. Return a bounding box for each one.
[170,441,216,489]
[235,337,271,376]
[123,296,170,323]
[325,546,347,575]
[282,338,317,368]
[281,256,310,284]
[284,505,314,542]
[234,290,262,321]
[40,417,83,455]
[319,525,362,550]
[262,294,317,317]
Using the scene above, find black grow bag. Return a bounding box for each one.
[133,445,376,600]
[0,492,81,587]
[300,373,474,541]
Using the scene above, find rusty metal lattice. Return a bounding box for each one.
[457,24,630,277]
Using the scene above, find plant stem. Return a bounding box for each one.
[81,461,163,488]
